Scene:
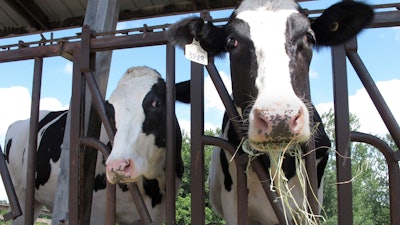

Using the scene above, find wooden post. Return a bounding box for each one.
[52,1,119,224]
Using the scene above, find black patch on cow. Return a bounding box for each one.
[312,109,331,187]
[5,138,12,163]
[105,101,117,134]
[142,79,184,179]
[220,150,233,191]
[286,13,314,99]
[143,178,163,208]
[94,173,130,192]
[142,79,168,148]
[224,19,258,112]
[35,111,68,189]
[94,173,107,191]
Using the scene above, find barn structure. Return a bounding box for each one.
[0,0,399,224]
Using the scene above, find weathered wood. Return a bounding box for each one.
[52,1,119,224]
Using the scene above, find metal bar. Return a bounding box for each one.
[345,45,400,149]
[0,145,22,221]
[331,43,353,225]
[78,137,116,225]
[69,49,83,225]
[84,71,115,143]
[205,61,243,138]
[24,57,43,225]
[105,181,117,225]
[350,132,400,225]
[202,136,248,225]
[190,62,205,225]
[252,158,294,225]
[305,141,319,216]
[166,43,177,225]
[128,183,152,225]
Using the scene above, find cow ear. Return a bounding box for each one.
[311,1,373,46]
[175,80,190,104]
[167,17,227,56]
[104,101,117,133]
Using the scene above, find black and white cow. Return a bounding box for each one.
[4,66,190,225]
[168,0,373,224]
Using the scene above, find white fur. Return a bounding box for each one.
[236,0,310,142]
[106,67,165,181]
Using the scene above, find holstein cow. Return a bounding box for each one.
[4,66,190,225]
[168,0,373,224]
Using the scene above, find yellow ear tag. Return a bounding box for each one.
[185,39,208,65]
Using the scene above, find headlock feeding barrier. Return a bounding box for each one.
[0,2,399,225]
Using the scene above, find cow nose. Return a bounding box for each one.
[106,159,135,184]
[252,106,306,142]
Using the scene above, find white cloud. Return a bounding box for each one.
[204,71,232,112]
[309,68,319,79]
[64,62,73,74]
[0,86,68,147]
[316,79,400,136]
[0,86,31,144]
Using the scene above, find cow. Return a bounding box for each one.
[4,66,190,225]
[167,0,373,224]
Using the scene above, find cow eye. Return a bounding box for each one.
[305,31,315,45]
[152,100,161,108]
[226,37,238,51]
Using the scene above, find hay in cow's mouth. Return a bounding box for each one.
[232,138,324,225]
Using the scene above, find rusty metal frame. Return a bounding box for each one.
[0,5,398,225]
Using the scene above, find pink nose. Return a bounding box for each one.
[105,159,135,184]
[252,107,305,142]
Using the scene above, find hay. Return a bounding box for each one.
[236,138,325,225]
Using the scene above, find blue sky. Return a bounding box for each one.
[0,0,399,200]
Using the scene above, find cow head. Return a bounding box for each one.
[168,1,372,146]
[105,66,190,184]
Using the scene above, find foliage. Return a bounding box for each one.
[175,129,225,225]
[320,109,392,225]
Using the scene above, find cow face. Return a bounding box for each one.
[105,66,190,184]
[168,0,372,146]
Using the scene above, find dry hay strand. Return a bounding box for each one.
[233,138,325,225]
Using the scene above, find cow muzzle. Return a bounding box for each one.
[105,159,137,184]
[248,102,310,145]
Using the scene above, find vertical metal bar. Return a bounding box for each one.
[105,181,116,225]
[331,44,353,225]
[24,57,43,225]
[236,158,249,225]
[166,43,177,225]
[305,143,318,216]
[69,49,83,225]
[190,62,205,225]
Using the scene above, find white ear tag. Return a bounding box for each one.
[185,39,208,65]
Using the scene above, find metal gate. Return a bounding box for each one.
[0,3,399,225]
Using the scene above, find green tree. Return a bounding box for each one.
[320,109,391,225]
[176,129,225,225]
